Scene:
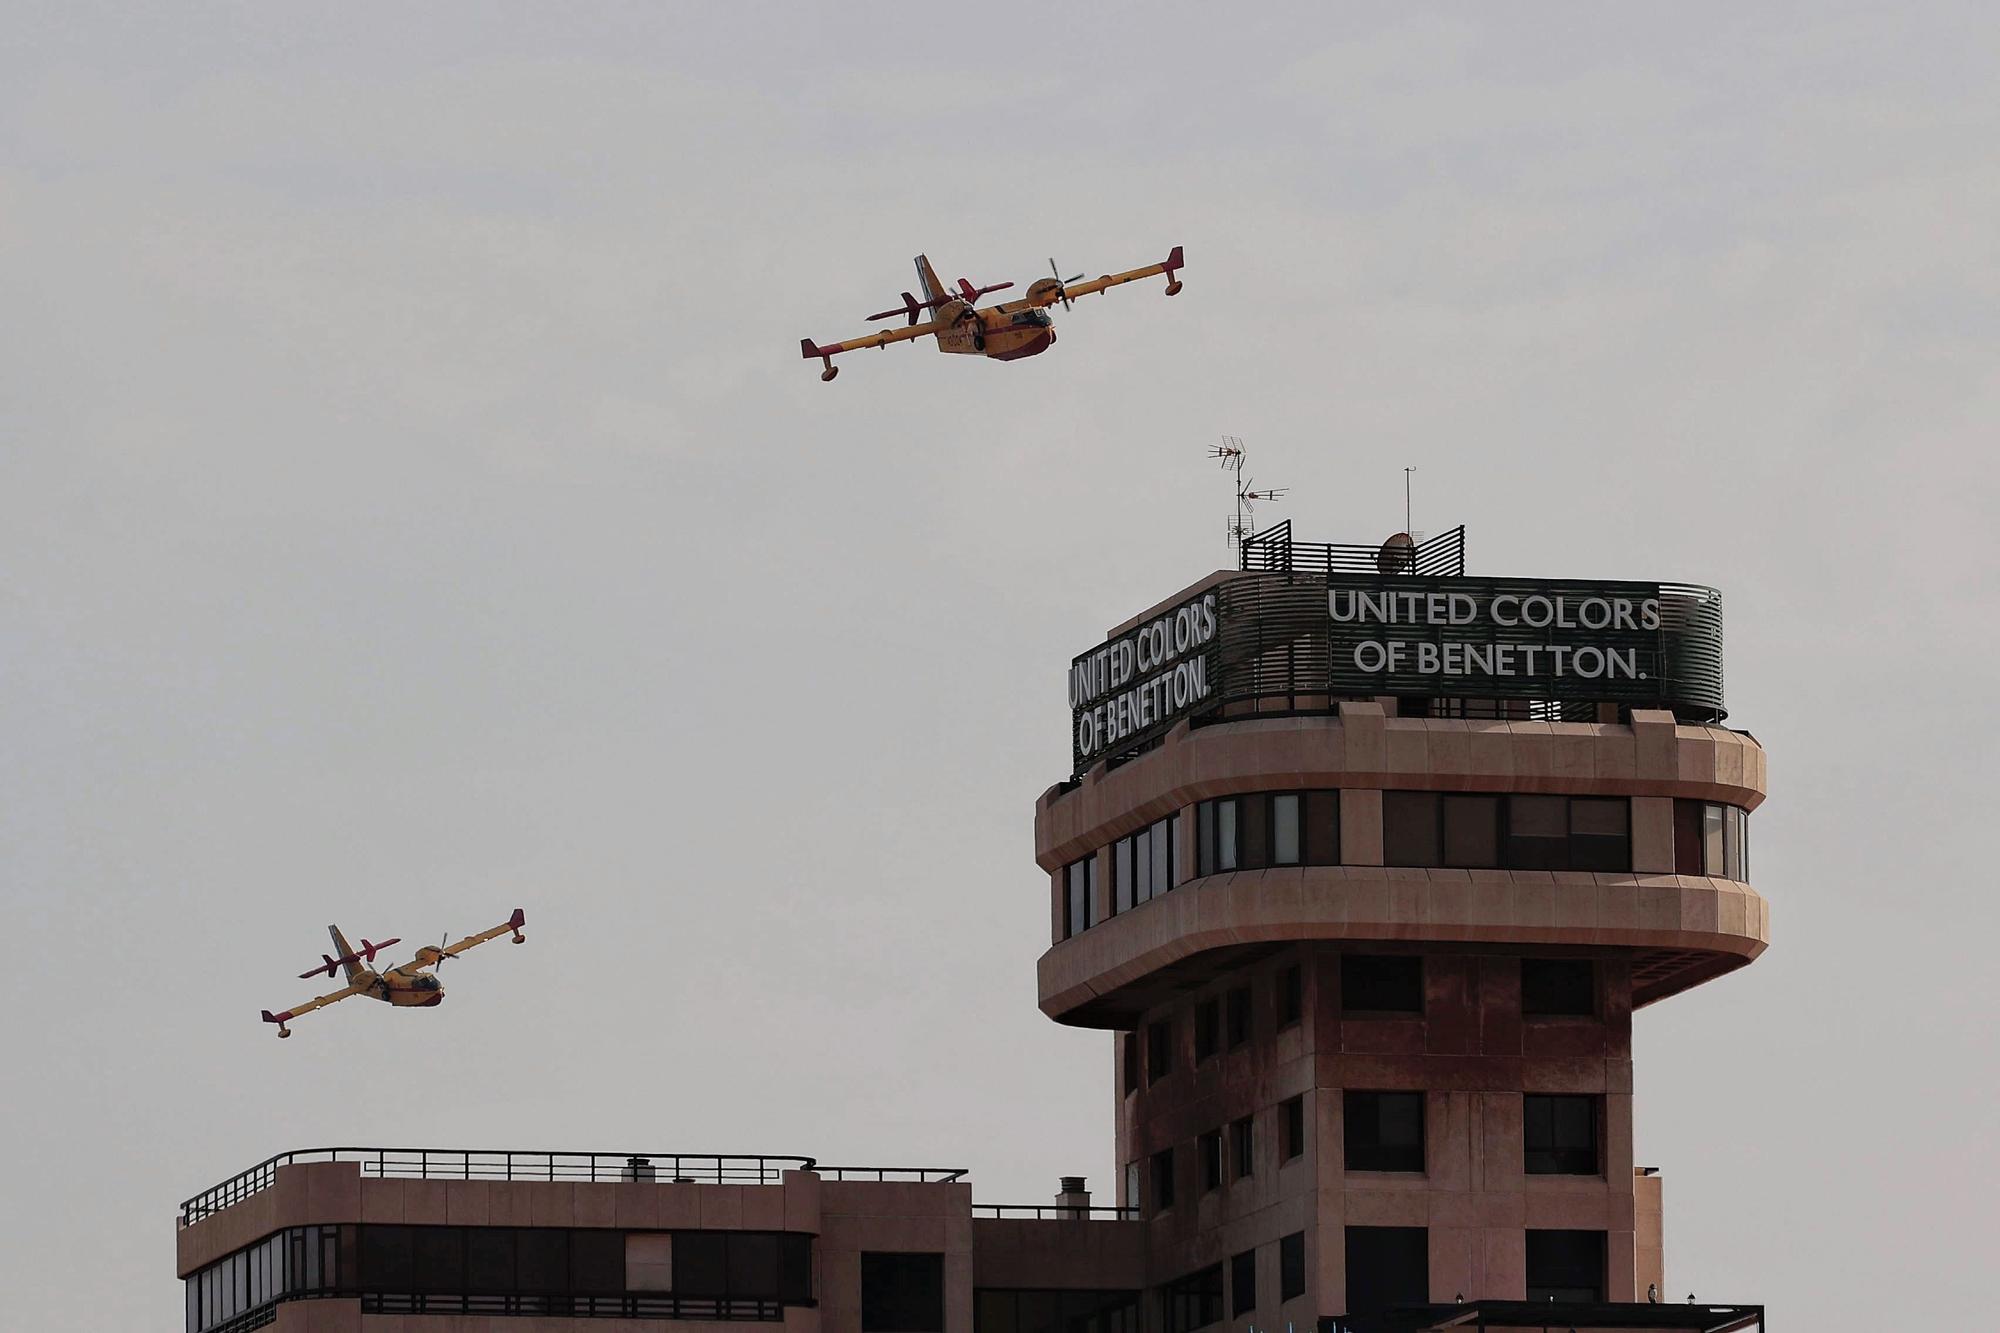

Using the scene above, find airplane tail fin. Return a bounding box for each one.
[913,255,946,308]
[327,925,363,982]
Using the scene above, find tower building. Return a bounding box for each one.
[176,523,1768,1333]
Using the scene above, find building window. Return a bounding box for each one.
[1341,955,1423,1014]
[1525,1229,1605,1302]
[1278,964,1303,1028]
[1197,797,1240,875]
[1115,815,1180,912]
[1124,1161,1140,1211]
[1064,856,1095,940]
[1231,1248,1257,1316]
[1225,986,1251,1048]
[862,1251,945,1332]
[1386,793,1631,871]
[1199,792,1340,874]
[1344,1091,1425,1172]
[1674,800,1750,880]
[1231,1115,1254,1179]
[1279,1232,1306,1302]
[1344,1227,1426,1314]
[1194,998,1220,1063]
[1122,1031,1140,1097]
[1147,1019,1173,1084]
[1151,1149,1176,1212]
[1281,1095,1307,1161]
[1199,1130,1224,1192]
[1161,1263,1224,1333]
[1524,1095,1600,1175]
[1521,959,1595,1017]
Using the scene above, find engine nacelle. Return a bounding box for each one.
[1025,277,1065,307]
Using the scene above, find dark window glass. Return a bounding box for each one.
[1133,830,1153,906]
[1342,955,1422,1014]
[1123,1030,1140,1096]
[1065,857,1094,939]
[1344,1227,1426,1313]
[1673,799,1704,875]
[1344,1091,1425,1172]
[1724,806,1748,880]
[1147,1019,1173,1082]
[1525,1229,1605,1302]
[779,1234,813,1305]
[1217,798,1239,871]
[1197,800,1216,876]
[571,1229,623,1295]
[1278,964,1303,1028]
[673,1231,728,1296]
[1569,798,1630,871]
[1280,1232,1306,1302]
[1231,1115,1254,1179]
[1114,838,1134,914]
[1524,1095,1599,1175]
[359,1225,413,1289]
[1194,999,1219,1063]
[1282,1095,1307,1161]
[862,1252,945,1332]
[1241,792,1270,870]
[1199,1130,1223,1192]
[727,1232,782,1300]
[466,1227,516,1292]
[411,1226,465,1292]
[1225,987,1250,1048]
[1155,816,1176,896]
[1150,1148,1176,1211]
[1161,1263,1224,1333]
[1441,794,1500,867]
[1305,791,1340,866]
[1383,792,1440,866]
[1506,795,1569,869]
[516,1229,567,1294]
[1231,1249,1257,1317]
[1522,959,1595,1017]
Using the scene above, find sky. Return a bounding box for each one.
[3,2,1997,1327]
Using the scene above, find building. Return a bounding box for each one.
[178,525,1769,1333]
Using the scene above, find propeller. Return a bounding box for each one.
[1047,258,1084,310]
[431,933,457,967]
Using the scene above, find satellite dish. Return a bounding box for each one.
[1376,531,1417,575]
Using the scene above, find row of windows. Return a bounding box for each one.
[1134,1092,1601,1215]
[186,1225,813,1332]
[1160,1232,1307,1333]
[1124,957,1600,1097]
[1062,793,1752,942]
[187,1227,338,1332]
[1165,1226,1607,1325]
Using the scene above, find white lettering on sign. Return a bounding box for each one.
[1329,588,1661,684]
[1070,592,1220,762]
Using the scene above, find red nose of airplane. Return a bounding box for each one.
[421,993,444,1007]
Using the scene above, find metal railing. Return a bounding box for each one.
[1240,521,1468,578]
[364,1292,784,1321]
[815,1165,968,1183]
[971,1203,1140,1220]
[181,1148,818,1226]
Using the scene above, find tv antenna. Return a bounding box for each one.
[1209,437,1286,550]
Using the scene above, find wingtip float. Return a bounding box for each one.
[801,244,1185,383]
[260,909,526,1038]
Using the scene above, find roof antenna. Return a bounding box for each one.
[1210,436,1286,553]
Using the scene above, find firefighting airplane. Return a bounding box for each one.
[259,910,526,1038]
[800,245,1185,382]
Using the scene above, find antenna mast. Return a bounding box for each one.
[1209,436,1287,554]
[1404,466,1416,536]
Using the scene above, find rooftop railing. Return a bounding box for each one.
[181,1147,817,1227]
[971,1203,1140,1220]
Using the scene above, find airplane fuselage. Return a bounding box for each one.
[352,966,445,1007]
[930,299,1058,361]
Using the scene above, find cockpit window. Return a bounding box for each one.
[417,974,440,990]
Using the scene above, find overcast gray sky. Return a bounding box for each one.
[4,3,1996,1327]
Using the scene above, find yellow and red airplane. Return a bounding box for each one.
[800,245,1185,382]
[259,909,526,1038]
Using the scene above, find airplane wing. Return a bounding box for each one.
[261,981,371,1036]
[1000,244,1186,311]
[801,318,947,361]
[432,907,528,962]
